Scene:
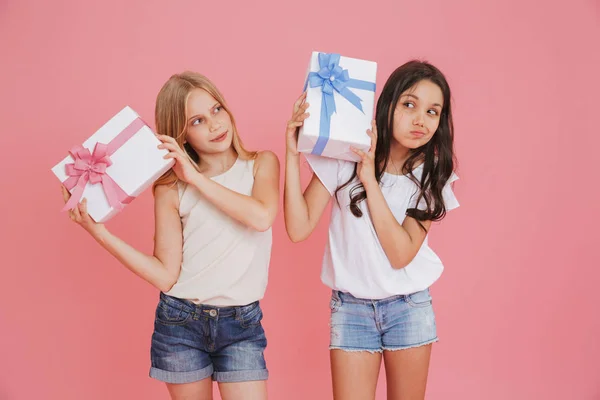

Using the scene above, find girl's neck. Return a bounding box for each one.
[196,147,238,177]
[385,141,412,174]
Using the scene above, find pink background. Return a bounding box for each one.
[1,0,599,399]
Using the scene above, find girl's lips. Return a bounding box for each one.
[211,131,228,142]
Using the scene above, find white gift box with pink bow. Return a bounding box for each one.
[51,106,174,223]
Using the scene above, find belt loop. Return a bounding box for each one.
[335,290,343,305]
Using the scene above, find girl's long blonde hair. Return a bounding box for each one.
[153,72,256,190]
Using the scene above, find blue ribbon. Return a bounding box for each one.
[303,53,376,156]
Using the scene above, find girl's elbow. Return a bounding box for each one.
[158,281,174,293]
[391,256,413,270]
[254,222,272,232]
[391,262,407,270]
[287,230,307,243]
[284,221,310,242]
[252,210,275,232]
[158,273,178,293]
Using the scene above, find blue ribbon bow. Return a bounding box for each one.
[303,53,376,156]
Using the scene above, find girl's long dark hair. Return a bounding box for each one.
[335,60,455,230]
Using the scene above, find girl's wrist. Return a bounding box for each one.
[90,224,108,243]
[362,177,379,191]
[189,170,212,194]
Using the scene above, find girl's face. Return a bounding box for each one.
[392,79,444,150]
[184,88,233,155]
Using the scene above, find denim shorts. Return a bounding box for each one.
[329,288,438,352]
[149,293,268,384]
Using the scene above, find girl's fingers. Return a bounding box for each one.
[287,121,303,130]
[350,147,367,160]
[164,152,183,162]
[159,144,187,159]
[291,104,310,122]
[157,135,177,145]
[367,129,377,154]
[158,142,179,152]
[293,92,308,113]
[79,199,95,224]
[296,112,310,122]
[78,198,88,216]
[71,204,82,221]
[61,185,71,202]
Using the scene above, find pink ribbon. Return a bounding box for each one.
[61,117,146,212]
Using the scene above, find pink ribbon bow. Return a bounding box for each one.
[61,117,145,213]
[61,143,125,212]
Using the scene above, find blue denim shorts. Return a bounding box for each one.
[329,289,438,352]
[149,293,268,384]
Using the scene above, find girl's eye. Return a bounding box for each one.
[404,102,415,108]
[214,106,222,114]
[428,109,439,116]
[192,118,203,126]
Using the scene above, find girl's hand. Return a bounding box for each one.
[286,92,310,156]
[157,135,199,184]
[61,186,105,237]
[351,120,378,186]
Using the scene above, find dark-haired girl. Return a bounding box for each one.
[284,60,459,399]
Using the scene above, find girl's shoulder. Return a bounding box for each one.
[252,150,280,176]
[153,182,180,210]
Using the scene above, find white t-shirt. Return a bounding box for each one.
[306,154,459,299]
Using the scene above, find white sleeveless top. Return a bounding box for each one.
[164,158,272,306]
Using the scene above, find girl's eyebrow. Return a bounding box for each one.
[187,103,221,122]
[401,93,442,108]
[187,114,202,122]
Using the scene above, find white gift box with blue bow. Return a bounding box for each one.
[297,52,377,162]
